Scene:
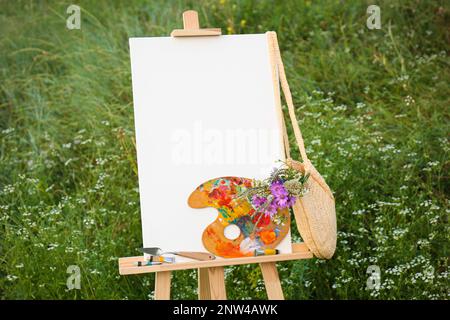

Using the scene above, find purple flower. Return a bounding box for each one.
[275,194,289,208]
[287,195,297,207]
[251,180,297,219]
[270,180,291,209]
[264,202,279,218]
[251,195,267,208]
[270,180,288,197]
[274,194,296,209]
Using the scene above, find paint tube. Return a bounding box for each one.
[254,248,279,256]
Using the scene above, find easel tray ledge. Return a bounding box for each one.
[119,242,312,275]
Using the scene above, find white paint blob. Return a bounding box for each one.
[224,224,241,240]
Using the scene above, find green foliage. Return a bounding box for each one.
[0,0,449,299]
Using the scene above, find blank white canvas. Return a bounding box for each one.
[129,34,292,258]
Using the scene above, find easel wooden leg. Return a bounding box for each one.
[198,268,212,299]
[198,267,227,300]
[260,262,284,300]
[155,271,171,300]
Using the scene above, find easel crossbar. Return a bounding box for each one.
[119,243,312,275]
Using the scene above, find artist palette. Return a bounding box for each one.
[188,177,290,258]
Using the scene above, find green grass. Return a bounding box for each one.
[0,0,448,299]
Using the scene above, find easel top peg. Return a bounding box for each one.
[171,10,222,37]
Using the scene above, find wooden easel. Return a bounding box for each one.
[118,10,314,300]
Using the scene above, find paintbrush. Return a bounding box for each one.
[134,261,162,267]
[146,255,175,263]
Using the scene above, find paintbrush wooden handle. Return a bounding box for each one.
[175,252,215,261]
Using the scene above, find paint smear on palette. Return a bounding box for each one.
[188,177,290,258]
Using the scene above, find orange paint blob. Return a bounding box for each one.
[260,230,276,245]
[214,241,251,258]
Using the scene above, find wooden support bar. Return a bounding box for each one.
[154,271,171,300]
[171,10,221,37]
[198,268,211,299]
[198,267,227,300]
[260,262,284,300]
[208,267,227,300]
[119,242,312,275]
[183,10,200,29]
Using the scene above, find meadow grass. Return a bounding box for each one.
[0,0,448,299]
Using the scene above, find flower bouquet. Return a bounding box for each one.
[237,161,310,219]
